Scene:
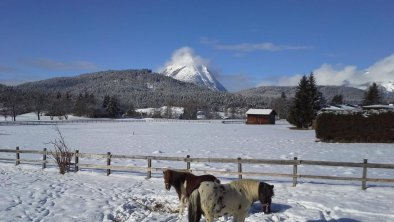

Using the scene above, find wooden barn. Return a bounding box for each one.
[245,109,277,124]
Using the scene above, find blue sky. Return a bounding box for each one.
[0,0,393,91]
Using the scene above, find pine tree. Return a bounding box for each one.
[106,96,120,118]
[74,93,87,116]
[63,92,73,119]
[362,82,381,105]
[102,95,110,108]
[287,73,323,129]
[331,94,343,105]
[308,73,322,117]
[287,75,312,128]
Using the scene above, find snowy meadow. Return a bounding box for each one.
[1,114,394,222]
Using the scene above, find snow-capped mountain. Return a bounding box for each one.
[161,64,226,91]
[351,80,394,94]
[380,81,394,93]
[160,47,226,92]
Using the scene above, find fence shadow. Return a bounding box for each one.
[249,202,291,214]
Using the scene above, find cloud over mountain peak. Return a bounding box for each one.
[159,47,226,91]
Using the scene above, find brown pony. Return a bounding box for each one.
[162,169,220,216]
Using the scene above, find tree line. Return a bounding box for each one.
[286,73,387,129]
[0,87,128,121]
[0,72,388,123]
[0,86,286,121]
[0,86,254,121]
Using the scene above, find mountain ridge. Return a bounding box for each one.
[7,69,393,111]
[15,69,248,109]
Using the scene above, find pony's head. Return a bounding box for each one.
[163,169,172,191]
[258,182,274,214]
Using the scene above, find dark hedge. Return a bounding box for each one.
[315,111,394,143]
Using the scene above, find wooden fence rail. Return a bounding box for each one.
[1,148,394,190]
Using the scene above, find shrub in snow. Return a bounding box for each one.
[316,110,394,143]
[48,127,74,174]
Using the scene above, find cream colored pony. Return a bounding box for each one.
[188,179,274,222]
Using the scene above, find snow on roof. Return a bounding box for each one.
[362,105,394,110]
[246,109,275,115]
[321,105,359,111]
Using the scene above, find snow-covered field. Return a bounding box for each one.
[1,113,394,222]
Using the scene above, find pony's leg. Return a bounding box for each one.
[178,200,183,217]
[233,213,247,222]
[178,195,187,217]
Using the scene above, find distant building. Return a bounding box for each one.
[246,109,277,124]
[321,104,359,112]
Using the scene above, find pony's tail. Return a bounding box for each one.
[188,189,201,222]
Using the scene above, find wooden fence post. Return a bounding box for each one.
[237,157,242,179]
[107,152,111,176]
[146,158,152,179]
[74,150,79,172]
[186,155,191,171]
[42,148,47,169]
[16,146,20,166]
[293,157,298,187]
[362,159,368,190]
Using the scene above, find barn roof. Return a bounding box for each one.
[246,109,276,115]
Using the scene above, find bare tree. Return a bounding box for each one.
[30,91,47,120]
[2,87,27,121]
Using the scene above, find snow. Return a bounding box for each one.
[0,113,91,122]
[136,106,184,118]
[1,115,394,221]
[381,81,394,92]
[160,48,226,91]
[246,109,275,115]
[161,64,225,91]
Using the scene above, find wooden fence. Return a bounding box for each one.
[1,147,394,190]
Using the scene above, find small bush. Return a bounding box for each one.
[48,126,74,174]
[316,110,394,143]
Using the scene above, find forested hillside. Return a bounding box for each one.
[16,69,265,109]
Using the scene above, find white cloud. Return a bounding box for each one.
[201,37,311,53]
[0,65,18,74]
[366,54,394,83]
[160,47,259,92]
[216,42,281,52]
[159,47,210,71]
[277,74,305,86]
[276,54,394,86]
[19,58,97,71]
[215,42,312,52]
